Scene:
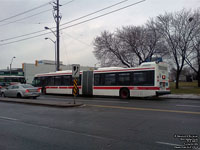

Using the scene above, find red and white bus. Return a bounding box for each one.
[32,61,170,98]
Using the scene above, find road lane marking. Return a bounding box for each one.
[176,105,200,108]
[0,116,18,121]
[87,104,200,115]
[156,141,181,147]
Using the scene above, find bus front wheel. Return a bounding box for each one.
[120,88,130,99]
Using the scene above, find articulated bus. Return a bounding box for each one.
[32,62,170,98]
[0,76,26,89]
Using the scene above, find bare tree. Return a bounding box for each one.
[185,9,200,87]
[93,31,133,67]
[155,9,197,89]
[93,25,165,67]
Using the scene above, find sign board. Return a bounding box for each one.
[73,78,78,96]
[72,64,80,78]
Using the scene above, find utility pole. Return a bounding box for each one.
[52,0,61,71]
[56,0,60,71]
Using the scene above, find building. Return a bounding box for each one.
[23,60,94,83]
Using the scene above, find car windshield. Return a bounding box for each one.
[21,84,34,88]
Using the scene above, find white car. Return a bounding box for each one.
[1,84,40,99]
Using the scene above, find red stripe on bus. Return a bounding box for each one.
[37,72,82,77]
[46,86,58,89]
[93,86,160,90]
[94,67,155,73]
[46,86,82,89]
[166,88,170,90]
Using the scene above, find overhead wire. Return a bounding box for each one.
[0,0,54,23]
[0,9,52,27]
[0,0,146,46]
[0,0,75,27]
[60,0,145,30]
[0,0,131,42]
[0,0,75,42]
[60,0,129,27]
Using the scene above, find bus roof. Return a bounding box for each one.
[34,62,167,77]
[94,62,162,73]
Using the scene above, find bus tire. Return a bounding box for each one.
[120,88,130,99]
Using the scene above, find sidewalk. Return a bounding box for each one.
[0,97,83,107]
[160,94,200,100]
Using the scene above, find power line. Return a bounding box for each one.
[62,31,91,47]
[60,0,129,27]
[0,0,74,27]
[0,29,47,42]
[60,0,146,30]
[0,1,54,23]
[0,9,52,27]
[0,32,52,46]
[0,0,146,46]
[0,0,130,42]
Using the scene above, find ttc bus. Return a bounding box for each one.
[32,62,170,98]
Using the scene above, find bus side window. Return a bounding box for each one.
[77,75,81,85]
[118,72,131,85]
[46,76,54,86]
[62,75,72,86]
[104,73,116,86]
[54,76,62,86]
[94,74,101,86]
[133,71,154,86]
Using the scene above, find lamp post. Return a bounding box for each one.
[45,37,57,71]
[45,26,60,71]
[10,56,16,75]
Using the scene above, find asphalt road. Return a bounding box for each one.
[0,95,199,150]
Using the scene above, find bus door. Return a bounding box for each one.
[82,71,93,96]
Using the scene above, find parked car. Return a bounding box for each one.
[1,84,40,99]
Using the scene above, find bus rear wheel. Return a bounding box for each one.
[120,88,130,99]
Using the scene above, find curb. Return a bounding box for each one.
[159,96,200,100]
[0,98,83,108]
[160,97,200,100]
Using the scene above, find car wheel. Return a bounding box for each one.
[120,88,130,99]
[17,93,22,98]
[32,97,37,99]
[1,92,5,97]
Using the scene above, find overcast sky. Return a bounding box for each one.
[0,0,199,70]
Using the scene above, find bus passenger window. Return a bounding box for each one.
[47,76,54,86]
[54,76,62,86]
[94,74,101,86]
[62,75,72,86]
[77,75,82,85]
[104,74,116,86]
[133,71,154,86]
[118,72,131,85]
